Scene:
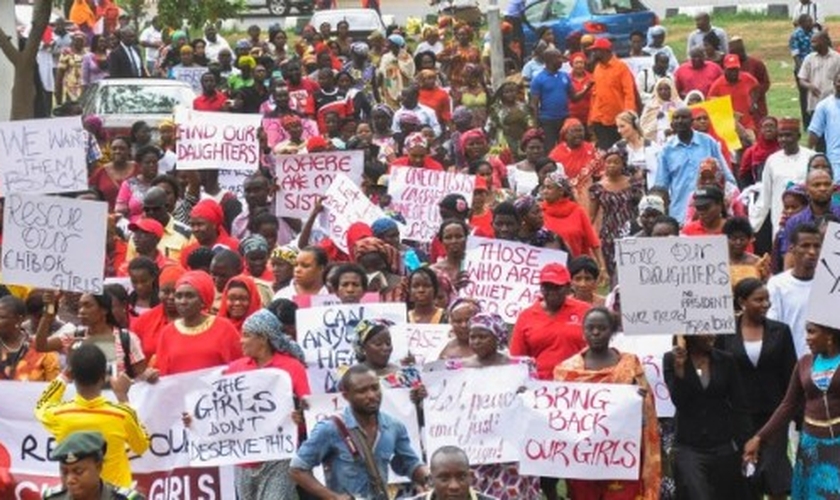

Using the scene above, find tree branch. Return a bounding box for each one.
[0,25,21,67]
[23,0,53,61]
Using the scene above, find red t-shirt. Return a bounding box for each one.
[418,87,452,125]
[708,73,759,130]
[470,211,493,238]
[541,200,600,257]
[510,298,590,380]
[674,61,724,99]
[131,304,169,360]
[287,79,320,117]
[193,91,228,112]
[155,316,243,376]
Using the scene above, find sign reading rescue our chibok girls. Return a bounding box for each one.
[304,388,422,484]
[387,167,475,243]
[175,107,262,170]
[1,193,107,293]
[296,302,407,370]
[184,368,298,467]
[0,116,87,196]
[422,363,529,466]
[460,236,568,323]
[808,221,840,330]
[274,150,364,219]
[0,371,237,499]
[614,235,734,335]
[517,381,643,480]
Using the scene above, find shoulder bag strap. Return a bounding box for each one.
[330,416,389,499]
[119,329,135,379]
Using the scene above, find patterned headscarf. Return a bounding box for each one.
[353,318,394,359]
[448,297,481,316]
[239,234,269,256]
[353,237,397,270]
[459,128,486,152]
[513,196,537,218]
[452,106,474,129]
[544,171,573,196]
[242,309,306,362]
[469,312,509,347]
[373,104,394,120]
[403,131,428,151]
[350,42,370,56]
[520,128,545,152]
[271,245,298,266]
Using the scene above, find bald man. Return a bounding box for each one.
[405,446,499,500]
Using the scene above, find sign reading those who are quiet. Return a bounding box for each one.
[614,236,734,335]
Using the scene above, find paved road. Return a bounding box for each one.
[235,0,838,29]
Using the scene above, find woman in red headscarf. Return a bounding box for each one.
[548,118,601,214]
[154,271,242,376]
[684,157,747,224]
[218,275,263,333]
[691,107,733,167]
[459,128,506,189]
[390,132,444,172]
[353,236,403,302]
[180,199,241,268]
[132,265,185,362]
[739,116,779,187]
[568,52,593,125]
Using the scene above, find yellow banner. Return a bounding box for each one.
[690,95,742,152]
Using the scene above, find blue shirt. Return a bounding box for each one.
[291,407,422,498]
[789,27,814,62]
[808,96,840,178]
[780,203,840,253]
[654,131,733,223]
[521,59,545,82]
[530,69,572,121]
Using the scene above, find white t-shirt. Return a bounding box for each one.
[139,25,163,63]
[767,270,813,359]
[749,146,812,236]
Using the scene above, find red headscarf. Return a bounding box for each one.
[549,118,596,179]
[191,199,226,233]
[459,128,487,156]
[346,222,374,260]
[217,275,263,332]
[159,265,187,288]
[691,107,732,166]
[176,271,215,310]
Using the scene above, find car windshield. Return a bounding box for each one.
[588,0,647,14]
[97,84,186,115]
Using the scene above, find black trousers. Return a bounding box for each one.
[540,117,565,152]
[673,445,746,500]
[591,123,621,151]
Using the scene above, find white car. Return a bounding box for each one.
[79,78,196,137]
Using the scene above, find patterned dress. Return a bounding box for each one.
[57,50,86,102]
[0,340,60,382]
[589,179,644,279]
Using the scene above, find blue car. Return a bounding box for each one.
[522,0,658,57]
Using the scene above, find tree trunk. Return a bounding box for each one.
[10,60,37,120]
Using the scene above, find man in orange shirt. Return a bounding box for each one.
[708,54,760,132]
[587,38,638,150]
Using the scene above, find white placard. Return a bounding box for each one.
[304,388,422,483]
[808,222,840,329]
[185,369,297,467]
[423,363,528,465]
[390,323,452,365]
[170,66,205,93]
[461,236,568,323]
[612,334,675,417]
[321,173,390,253]
[297,302,407,369]
[175,107,261,170]
[218,168,251,205]
[275,150,364,219]
[2,193,107,293]
[387,167,475,242]
[614,236,735,335]
[518,381,643,480]
[0,116,87,195]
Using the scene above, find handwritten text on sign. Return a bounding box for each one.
[275,151,364,219]
[175,108,261,170]
[322,173,397,253]
[305,388,422,484]
[611,334,674,417]
[2,194,107,293]
[185,369,297,467]
[808,222,840,330]
[0,116,87,196]
[423,364,528,465]
[388,167,475,242]
[390,323,452,365]
[461,237,568,323]
[170,66,205,93]
[518,381,643,480]
[615,236,734,335]
[297,303,407,369]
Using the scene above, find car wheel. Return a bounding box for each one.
[268,0,290,16]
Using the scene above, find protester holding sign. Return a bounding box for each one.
[291,364,429,499]
[720,278,796,499]
[438,298,480,360]
[179,199,241,269]
[273,246,330,300]
[407,268,447,324]
[664,335,751,499]
[353,319,421,391]
[554,307,661,500]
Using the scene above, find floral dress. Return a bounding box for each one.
[57,49,85,101]
[486,101,533,159]
[589,178,644,278]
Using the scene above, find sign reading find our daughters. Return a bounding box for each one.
[518,381,643,480]
[388,167,475,242]
[615,235,734,335]
[297,302,407,369]
[175,108,262,170]
[1,193,106,293]
[808,221,840,330]
[461,236,568,323]
[0,116,87,196]
[185,368,298,467]
[275,150,364,219]
[423,363,528,465]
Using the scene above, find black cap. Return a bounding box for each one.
[693,186,724,206]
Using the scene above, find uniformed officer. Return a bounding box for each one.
[43,431,145,500]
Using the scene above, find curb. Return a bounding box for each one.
[664,3,789,18]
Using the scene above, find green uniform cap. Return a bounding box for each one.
[51,431,106,464]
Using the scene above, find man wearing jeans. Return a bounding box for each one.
[529,48,592,151]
